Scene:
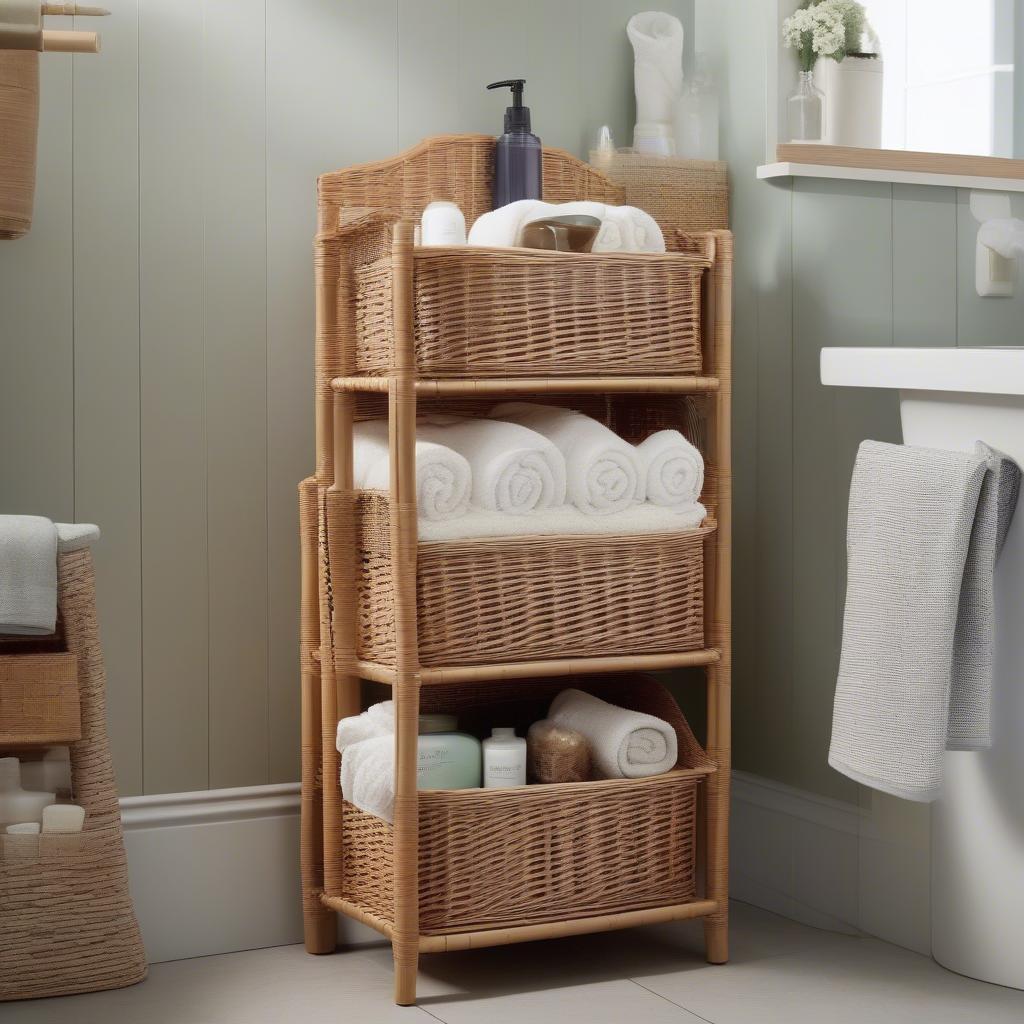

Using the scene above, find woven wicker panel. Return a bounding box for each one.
[0,830,145,1000]
[317,134,624,234]
[0,652,80,744]
[337,675,713,934]
[0,51,39,240]
[350,492,709,667]
[593,153,728,236]
[350,231,708,378]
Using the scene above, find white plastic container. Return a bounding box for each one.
[416,714,481,790]
[420,201,466,247]
[0,757,55,828]
[483,727,527,789]
[816,56,883,148]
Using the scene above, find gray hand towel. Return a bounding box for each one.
[829,441,986,802]
[0,515,59,635]
[947,442,1020,750]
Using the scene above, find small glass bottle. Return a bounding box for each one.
[675,53,720,160]
[788,70,824,142]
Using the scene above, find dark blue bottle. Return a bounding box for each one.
[488,79,543,208]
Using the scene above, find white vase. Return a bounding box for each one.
[627,11,684,151]
[815,56,883,148]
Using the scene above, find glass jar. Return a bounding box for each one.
[788,70,824,142]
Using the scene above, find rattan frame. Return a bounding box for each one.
[299,135,732,1006]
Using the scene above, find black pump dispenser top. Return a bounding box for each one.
[488,79,532,134]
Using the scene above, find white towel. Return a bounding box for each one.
[335,700,394,750]
[467,200,665,253]
[418,502,707,542]
[637,429,705,508]
[352,420,470,522]
[0,516,58,635]
[491,403,642,516]
[339,735,395,823]
[336,701,396,823]
[829,441,987,802]
[549,688,678,779]
[417,416,566,513]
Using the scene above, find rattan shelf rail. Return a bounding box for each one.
[300,134,732,1006]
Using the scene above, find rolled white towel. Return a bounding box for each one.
[637,429,704,507]
[336,700,394,752]
[467,199,547,247]
[418,416,566,513]
[491,403,642,516]
[596,206,665,254]
[549,688,678,780]
[340,735,395,823]
[352,420,470,522]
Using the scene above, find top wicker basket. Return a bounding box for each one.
[316,136,713,380]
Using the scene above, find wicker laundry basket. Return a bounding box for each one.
[591,151,728,240]
[0,549,146,1001]
[337,674,714,934]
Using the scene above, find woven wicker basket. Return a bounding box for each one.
[0,652,80,745]
[591,152,728,239]
[350,492,710,668]
[325,211,710,379]
[337,675,714,934]
[0,549,146,1001]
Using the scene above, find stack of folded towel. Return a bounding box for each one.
[335,701,397,822]
[352,407,706,539]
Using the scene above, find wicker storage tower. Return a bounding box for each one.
[0,547,147,1001]
[301,134,732,1006]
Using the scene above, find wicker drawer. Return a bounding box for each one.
[337,676,714,934]
[346,492,711,668]
[326,215,711,379]
[0,653,80,745]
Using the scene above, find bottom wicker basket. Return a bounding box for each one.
[336,675,714,935]
[0,828,144,1000]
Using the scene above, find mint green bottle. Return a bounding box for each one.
[416,715,482,790]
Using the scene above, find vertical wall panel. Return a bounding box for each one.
[139,0,209,794]
[892,185,957,348]
[0,53,74,521]
[791,178,893,803]
[397,0,460,147]
[72,0,144,795]
[204,0,270,789]
[265,0,399,781]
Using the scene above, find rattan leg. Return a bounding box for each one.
[704,914,729,964]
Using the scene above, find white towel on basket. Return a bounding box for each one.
[490,403,643,516]
[352,420,470,522]
[549,688,678,780]
[637,429,705,508]
[0,516,59,635]
[336,701,396,823]
[417,416,566,513]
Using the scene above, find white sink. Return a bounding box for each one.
[822,346,1024,991]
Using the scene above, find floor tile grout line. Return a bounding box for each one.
[628,977,716,1022]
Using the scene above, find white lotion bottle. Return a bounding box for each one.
[420,201,466,246]
[483,727,526,788]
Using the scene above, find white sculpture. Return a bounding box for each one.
[627,11,684,154]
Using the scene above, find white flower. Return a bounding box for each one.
[783,4,846,66]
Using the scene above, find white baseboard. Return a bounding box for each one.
[121,784,376,964]
[122,772,931,964]
[731,770,931,954]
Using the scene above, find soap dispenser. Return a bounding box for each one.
[487,79,542,208]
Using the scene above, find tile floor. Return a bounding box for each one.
[4,902,1024,1024]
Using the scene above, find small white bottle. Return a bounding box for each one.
[483,727,526,789]
[420,201,466,247]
